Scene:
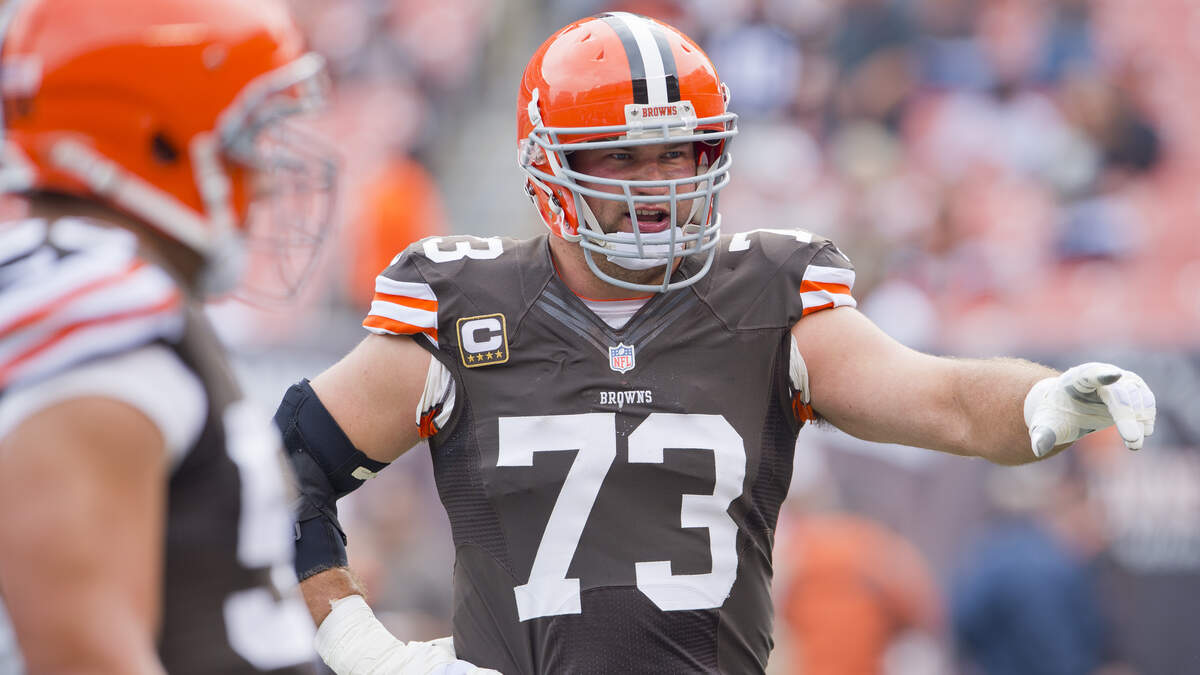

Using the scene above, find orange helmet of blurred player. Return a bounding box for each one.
[0,0,337,297]
[517,12,737,293]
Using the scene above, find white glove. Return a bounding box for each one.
[1023,362,1156,458]
[315,595,501,675]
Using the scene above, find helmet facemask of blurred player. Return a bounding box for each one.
[218,55,338,302]
[517,13,738,293]
[0,0,337,302]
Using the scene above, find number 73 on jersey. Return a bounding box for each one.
[497,412,747,621]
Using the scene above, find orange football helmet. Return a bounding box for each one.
[518,12,737,292]
[0,0,336,297]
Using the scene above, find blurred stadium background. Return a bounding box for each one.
[202,0,1199,673]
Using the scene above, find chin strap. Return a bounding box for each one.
[599,227,690,271]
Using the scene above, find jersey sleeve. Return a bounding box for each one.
[703,230,858,330]
[0,219,185,390]
[793,242,857,319]
[361,245,440,343]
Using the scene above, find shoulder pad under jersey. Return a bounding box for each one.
[362,235,548,349]
[0,218,184,390]
[696,228,856,331]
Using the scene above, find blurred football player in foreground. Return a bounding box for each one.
[274,12,1156,674]
[0,0,335,672]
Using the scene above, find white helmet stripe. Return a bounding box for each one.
[605,12,671,105]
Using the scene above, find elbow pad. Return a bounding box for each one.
[274,379,389,580]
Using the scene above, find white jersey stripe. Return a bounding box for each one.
[611,12,669,105]
[1,304,183,389]
[0,218,185,390]
[0,225,140,329]
[374,276,437,302]
[799,289,857,310]
[416,356,457,435]
[367,300,437,329]
[0,219,46,265]
[801,265,856,288]
[0,264,181,363]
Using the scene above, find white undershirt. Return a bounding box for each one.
[580,296,652,330]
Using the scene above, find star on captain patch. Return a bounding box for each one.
[457,314,509,368]
[608,342,636,374]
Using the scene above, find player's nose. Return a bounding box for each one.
[630,162,675,194]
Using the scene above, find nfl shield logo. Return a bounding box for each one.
[608,342,636,374]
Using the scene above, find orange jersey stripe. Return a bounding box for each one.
[799,280,851,296]
[801,301,835,317]
[418,408,440,438]
[372,292,438,313]
[363,315,438,341]
[0,290,181,385]
[792,394,816,424]
[0,259,147,338]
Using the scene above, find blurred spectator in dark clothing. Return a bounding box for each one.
[1037,0,1096,85]
[1052,68,1160,261]
[915,0,992,90]
[830,0,919,131]
[832,0,916,75]
[950,462,1111,675]
[1058,69,1161,181]
[704,1,805,120]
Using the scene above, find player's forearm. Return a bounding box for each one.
[300,566,369,626]
[18,623,166,675]
[946,357,1058,465]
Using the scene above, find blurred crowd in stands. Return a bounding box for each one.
[217,1,1200,673]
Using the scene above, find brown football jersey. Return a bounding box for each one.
[365,230,855,674]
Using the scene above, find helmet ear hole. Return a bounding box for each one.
[151,133,179,165]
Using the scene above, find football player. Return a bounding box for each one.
[0,0,335,672]
[275,13,1156,675]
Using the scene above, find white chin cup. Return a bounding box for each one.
[602,228,688,271]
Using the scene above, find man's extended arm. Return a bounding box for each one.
[791,307,1152,464]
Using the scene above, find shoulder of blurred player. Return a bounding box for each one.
[0,217,188,391]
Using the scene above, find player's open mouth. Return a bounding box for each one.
[626,209,671,233]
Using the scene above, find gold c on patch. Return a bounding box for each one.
[457,313,509,368]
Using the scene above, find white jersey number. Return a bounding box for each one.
[222,402,315,669]
[728,228,813,252]
[497,413,746,621]
[422,236,504,263]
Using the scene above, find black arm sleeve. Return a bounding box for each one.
[274,379,390,580]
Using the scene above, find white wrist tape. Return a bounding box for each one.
[315,595,455,675]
